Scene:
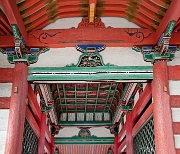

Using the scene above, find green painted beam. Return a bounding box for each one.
[28,66,153,81]
[55,136,114,145]
[58,121,112,126]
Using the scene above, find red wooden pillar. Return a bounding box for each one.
[114,135,118,154]
[38,113,47,154]
[152,61,176,154]
[51,136,55,154]
[5,63,28,154]
[126,112,133,154]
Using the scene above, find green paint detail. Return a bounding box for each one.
[28,66,153,81]
[6,48,50,65]
[132,46,141,52]
[41,106,52,112]
[41,47,50,54]
[78,129,91,138]
[11,24,20,38]
[7,54,39,65]
[54,136,114,145]
[165,20,176,36]
[122,105,132,111]
[143,52,175,63]
[0,48,6,54]
[58,121,112,126]
[66,51,107,67]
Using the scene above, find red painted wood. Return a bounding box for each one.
[4,63,28,154]
[118,139,126,153]
[176,149,180,154]
[28,85,42,123]
[25,106,40,137]
[173,122,180,134]
[126,112,133,154]
[152,62,176,154]
[118,123,126,141]
[114,135,118,154]
[0,28,157,48]
[170,95,180,108]
[51,136,55,154]
[132,104,153,136]
[168,66,180,80]
[44,140,50,154]
[0,0,27,42]
[132,83,152,123]
[45,125,51,143]
[0,68,14,83]
[155,0,180,42]
[0,97,10,109]
[38,113,47,154]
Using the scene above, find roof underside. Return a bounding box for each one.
[0,0,178,34]
[49,82,127,126]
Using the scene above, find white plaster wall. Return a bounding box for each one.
[30,47,153,67]
[0,110,9,154]
[56,127,113,137]
[0,83,12,97]
[0,83,11,154]
[0,54,13,68]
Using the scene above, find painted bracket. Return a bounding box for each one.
[1,24,50,65]
[132,20,179,63]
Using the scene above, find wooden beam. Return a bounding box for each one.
[0,0,27,42]
[28,84,42,123]
[0,97,10,109]
[0,28,157,48]
[155,0,180,42]
[168,66,180,80]
[0,68,14,83]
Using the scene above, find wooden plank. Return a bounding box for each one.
[0,0,27,42]
[26,106,40,137]
[28,84,42,123]
[132,104,153,136]
[173,122,180,134]
[0,97,10,109]
[170,95,180,108]
[155,0,180,42]
[168,66,180,80]
[132,83,152,123]
[0,68,14,83]
[45,125,51,144]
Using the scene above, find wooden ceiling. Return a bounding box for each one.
[0,0,176,34]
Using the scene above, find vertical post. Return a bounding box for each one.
[126,112,133,154]
[51,136,55,154]
[5,63,28,154]
[152,61,176,154]
[38,113,47,154]
[114,135,118,154]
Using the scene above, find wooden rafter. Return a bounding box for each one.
[155,0,180,42]
[0,0,27,42]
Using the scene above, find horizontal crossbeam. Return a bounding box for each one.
[55,137,114,144]
[28,66,153,82]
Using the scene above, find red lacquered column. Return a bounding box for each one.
[114,135,118,154]
[51,136,55,154]
[126,112,133,154]
[152,61,176,154]
[38,113,47,154]
[5,63,28,154]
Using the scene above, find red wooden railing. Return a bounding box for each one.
[117,83,152,154]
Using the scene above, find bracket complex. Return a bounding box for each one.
[132,20,179,64]
[0,24,49,65]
